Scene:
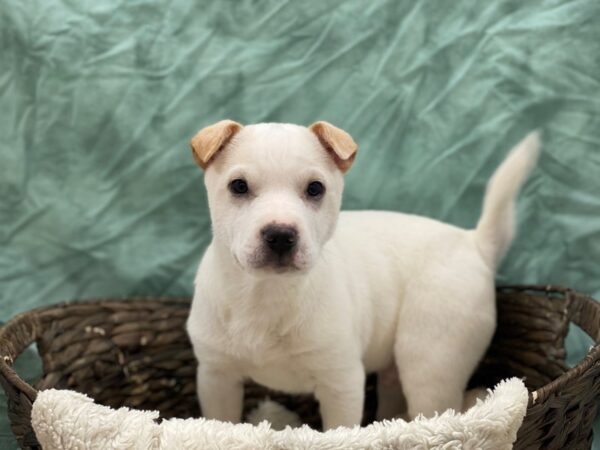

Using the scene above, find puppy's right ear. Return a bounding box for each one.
[190,120,243,169]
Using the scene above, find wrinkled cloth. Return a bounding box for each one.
[1,0,600,447]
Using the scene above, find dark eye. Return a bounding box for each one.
[229,179,249,195]
[306,181,325,198]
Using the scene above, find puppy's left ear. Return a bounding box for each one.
[190,120,243,169]
[309,121,358,172]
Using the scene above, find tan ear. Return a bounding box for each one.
[309,121,358,172]
[190,120,243,169]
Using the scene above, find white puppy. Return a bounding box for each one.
[186,121,539,430]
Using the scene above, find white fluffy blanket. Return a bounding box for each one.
[31,378,528,450]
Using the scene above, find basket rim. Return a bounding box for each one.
[1,285,599,411]
[0,296,192,403]
[498,284,600,406]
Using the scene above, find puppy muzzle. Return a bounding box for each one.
[256,224,301,270]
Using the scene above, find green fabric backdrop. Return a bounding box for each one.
[1,0,599,447]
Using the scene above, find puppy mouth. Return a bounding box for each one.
[256,255,302,273]
[266,258,302,273]
[243,249,305,273]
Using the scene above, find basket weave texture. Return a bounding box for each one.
[1,285,599,449]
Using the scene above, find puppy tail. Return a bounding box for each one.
[475,131,541,268]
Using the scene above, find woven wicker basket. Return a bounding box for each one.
[1,285,599,449]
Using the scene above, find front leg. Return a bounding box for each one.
[197,364,244,423]
[314,366,365,430]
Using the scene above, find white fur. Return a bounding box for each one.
[31,379,528,449]
[246,399,302,430]
[187,124,539,429]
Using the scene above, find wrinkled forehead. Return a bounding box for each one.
[214,123,334,173]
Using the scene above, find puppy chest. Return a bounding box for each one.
[237,339,317,394]
[246,360,315,394]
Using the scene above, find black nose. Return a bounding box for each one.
[261,225,298,256]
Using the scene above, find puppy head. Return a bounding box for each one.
[190,120,357,274]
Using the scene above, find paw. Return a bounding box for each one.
[246,398,302,430]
